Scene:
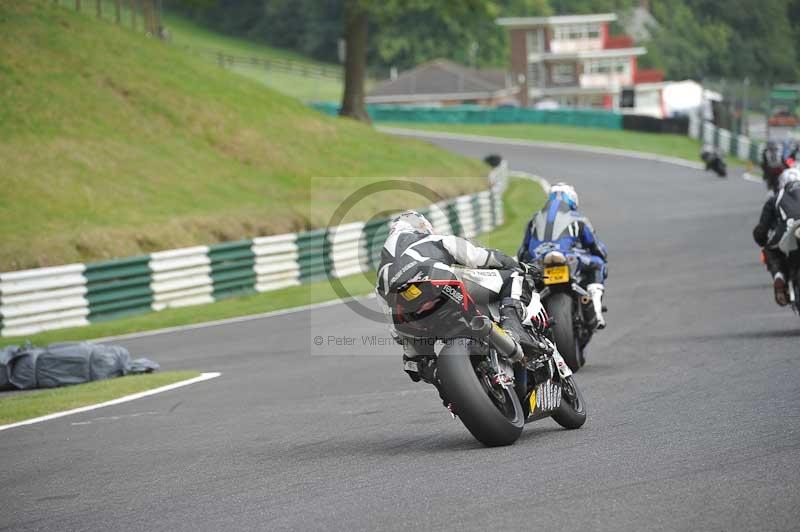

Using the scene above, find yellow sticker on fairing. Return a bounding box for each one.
[400,284,422,301]
[529,390,537,411]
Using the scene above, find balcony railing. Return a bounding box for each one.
[604,35,635,49]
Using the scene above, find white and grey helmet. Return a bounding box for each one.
[549,182,579,209]
[778,167,800,190]
[389,210,434,236]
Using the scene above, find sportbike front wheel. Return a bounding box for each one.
[437,339,524,447]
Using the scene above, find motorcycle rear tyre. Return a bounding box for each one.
[544,292,583,371]
[437,340,524,447]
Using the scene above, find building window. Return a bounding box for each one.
[526,29,543,53]
[585,58,628,75]
[553,24,601,41]
[527,61,542,87]
[552,63,576,84]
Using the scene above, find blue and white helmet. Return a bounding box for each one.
[549,182,579,209]
[389,210,433,236]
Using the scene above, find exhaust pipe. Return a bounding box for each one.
[470,316,525,363]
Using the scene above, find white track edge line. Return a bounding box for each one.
[0,372,221,432]
[742,171,763,184]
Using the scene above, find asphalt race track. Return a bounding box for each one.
[2,136,799,532]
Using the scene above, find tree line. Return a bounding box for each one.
[168,0,799,121]
[167,0,800,83]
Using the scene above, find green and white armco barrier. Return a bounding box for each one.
[0,164,508,337]
[689,113,765,164]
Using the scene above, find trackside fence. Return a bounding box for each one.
[192,48,342,80]
[0,165,508,337]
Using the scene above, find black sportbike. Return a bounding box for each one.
[385,266,586,447]
[773,219,800,314]
[523,249,598,372]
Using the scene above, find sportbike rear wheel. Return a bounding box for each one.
[551,375,587,429]
[437,339,524,447]
[544,292,583,371]
[793,271,800,315]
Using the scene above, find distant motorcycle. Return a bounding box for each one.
[385,265,586,447]
[774,222,800,314]
[701,145,727,177]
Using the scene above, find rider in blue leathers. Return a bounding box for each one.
[518,183,609,329]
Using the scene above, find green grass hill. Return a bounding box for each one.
[0,1,486,271]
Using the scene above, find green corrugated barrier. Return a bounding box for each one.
[85,256,153,321]
[310,103,622,130]
[209,240,256,299]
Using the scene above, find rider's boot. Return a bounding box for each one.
[500,297,541,356]
[774,273,790,306]
[587,283,606,330]
[402,354,423,382]
[401,336,437,383]
[403,353,438,383]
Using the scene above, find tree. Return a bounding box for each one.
[645,0,731,80]
[698,0,797,83]
[166,0,799,96]
[370,0,551,70]
[549,0,635,13]
[339,0,370,121]
[339,0,504,122]
[644,0,798,83]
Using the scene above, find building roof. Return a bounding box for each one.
[367,60,514,103]
[530,47,647,60]
[496,14,616,28]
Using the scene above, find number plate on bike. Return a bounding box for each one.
[544,265,569,285]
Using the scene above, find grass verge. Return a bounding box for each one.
[384,122,750,166]
[0,179,545,348]
[228,65,345,104]
[1,2,485,270]
[0,371,200,425]
[162,14,351,102]
[55,1,348,102]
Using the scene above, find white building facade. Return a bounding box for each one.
[498,14,662,108]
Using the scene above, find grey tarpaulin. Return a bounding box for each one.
[0,342,159,390]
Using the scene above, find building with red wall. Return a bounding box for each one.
[498,13,662,108]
